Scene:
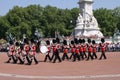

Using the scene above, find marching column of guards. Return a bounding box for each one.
[5,37,107,65]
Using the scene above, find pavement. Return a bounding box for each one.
[0,52,120,80]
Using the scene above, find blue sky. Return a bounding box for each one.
[0,0,120,16]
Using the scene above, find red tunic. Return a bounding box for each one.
[75,45,79,54]
[70,45,75,53]
[93,45,96,53]
[31,45,36,55]
[53,46,57,52]
[71,47,75,53]
[9,45,15,55]
[79,45,83,52]
[64,48,68,54]
[63,46,68,54]
[16,46,21,54]
[83,44,86,52]
[101,43,106,52]
[24,45,30,54]
[88,44,92,53]
[47,46,51,53]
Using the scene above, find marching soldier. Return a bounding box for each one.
[92,40,97,59]
[15,42,24,64]
[51,39,56,60]
[44,40,52,62]
[29,39,38,64]
[73,38,80,62]
[6,41,16,63]
[99,38,107,60]
[62,40,69,61]
[86,38,93,60]
[69,40,75,59]
[82,39,87,59]
[22,39,31,65]
[52,39,62,63]
[79,39,84,60]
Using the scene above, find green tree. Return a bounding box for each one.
[94,8,118,37]
[113,7,120,30]
[0,4,120,39]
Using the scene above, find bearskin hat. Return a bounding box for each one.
[46,40,50,45]
[92,40,96,44]
[74,38,79,44]
[71,40,74,45]
[63,40,67,45]
[87,38,91,43]
[24,38,29,44]
[52,39,56,44]
[79,39,83,44]
[15,42,20,46]
[101,38,105,43]
[31,38,35,43]
[9,40,14,45]
[56,37,60,43]
[82,39,86,43]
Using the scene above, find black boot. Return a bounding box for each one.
[6,58,11,63]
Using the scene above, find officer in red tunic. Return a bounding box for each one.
[92,40,97,59]
[62,40,69,61]
[29,39,38,64]
[73,38,80,62]
[69,40,75,59]
[15,42,24,64]
[6,41,16,63]
[44,40,51,62]
[86,38,93,60]
[99,38,107,60]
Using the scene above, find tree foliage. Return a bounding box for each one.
[94,8,118,37]
[0,5,120,40]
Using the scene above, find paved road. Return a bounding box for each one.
[0,52,120,80]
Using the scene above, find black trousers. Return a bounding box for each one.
[44,54,51,62]
[99,51,107,60]
[79,52,84,60]
[6,55,16,63]
[16,56,24,64]
[73,53,80,61]
[51,53,55,61]
[62,53,69,60]
[53,51,61,63]
[70,52,74,59]
[29,55,38,64]
[92,52,97,59]
[23,55,31,64]
[86,52,93,60]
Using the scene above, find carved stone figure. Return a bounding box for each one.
[73,0,103,38]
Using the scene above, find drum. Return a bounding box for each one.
[40,45,48,54]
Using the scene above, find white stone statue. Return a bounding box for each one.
[73,0,103,38]
[76,13,83,23]
[91,16,98,28]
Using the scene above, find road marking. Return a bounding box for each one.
[0,73,120,79]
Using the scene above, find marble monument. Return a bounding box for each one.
[74,0,103,38]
